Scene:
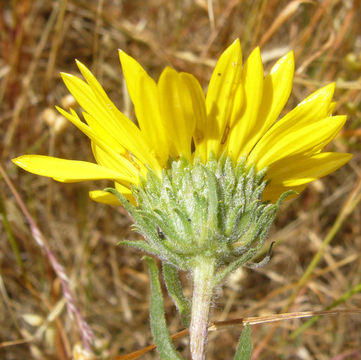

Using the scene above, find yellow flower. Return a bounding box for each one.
[13,39,352,204]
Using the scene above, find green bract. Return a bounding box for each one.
[107,155,291,283]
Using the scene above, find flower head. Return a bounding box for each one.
[13,39,351,205]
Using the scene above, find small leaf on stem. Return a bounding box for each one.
[162,263,191,327]
[144,256,184,360]
[234,324,252,360]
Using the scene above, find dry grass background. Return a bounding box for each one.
[1,0,361,359]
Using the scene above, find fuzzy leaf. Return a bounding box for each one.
[213,248,257,286]
[234,324,252,360]
[144,257,184,360]
[277,189,296,205]
[118,240,165,258]
[162,263,191,327]
[105,187,136,214]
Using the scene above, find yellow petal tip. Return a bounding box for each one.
[159,66,177,79]
[12,156,22,166]
[12,155,34,171]
[249,46,261,60]
[75,59,82,68]
[118,49,132,64]
[89,190,122,205]
[75,60,90,74]
[118,49,126,59]
[325,82,336,96]
[60,72,74,81]
[231,38,241,50]
[283,50,295,66]
[326,82,336,92]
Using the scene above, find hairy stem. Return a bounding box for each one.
[189,257,215,360]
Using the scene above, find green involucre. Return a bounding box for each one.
[107,155,290,282]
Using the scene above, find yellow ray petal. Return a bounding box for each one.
[118,50,169,165]
[83,112,125,153]
[250,115,347,169]
[266,152,353,187]
[89,190,121,205]
[61,72,122,133]
[261,83,336,141]
[263,184,306,203]
[134,75,169,165]
[89,183,135,205]
[180,72,207,162]
[328,101,336,116]
[227,46,264,159]
[228,78,244,130]
[56,106,139,179]
[205,39,243,158]
[84,111,149,176]
[246,84,337,167]
[118,50,148,97]
[158,67,196,159]
[12,155,134,184]
[248,51,294,148]
[91,142,146,180]
[62,64,158,170]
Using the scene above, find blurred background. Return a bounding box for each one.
[1,0,361,359]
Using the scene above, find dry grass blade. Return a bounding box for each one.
[259,0,315,47]
[201,0,239,57]
[44,0,68,94]
[295,30,335,75]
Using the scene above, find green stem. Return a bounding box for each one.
[189,257,216,360]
